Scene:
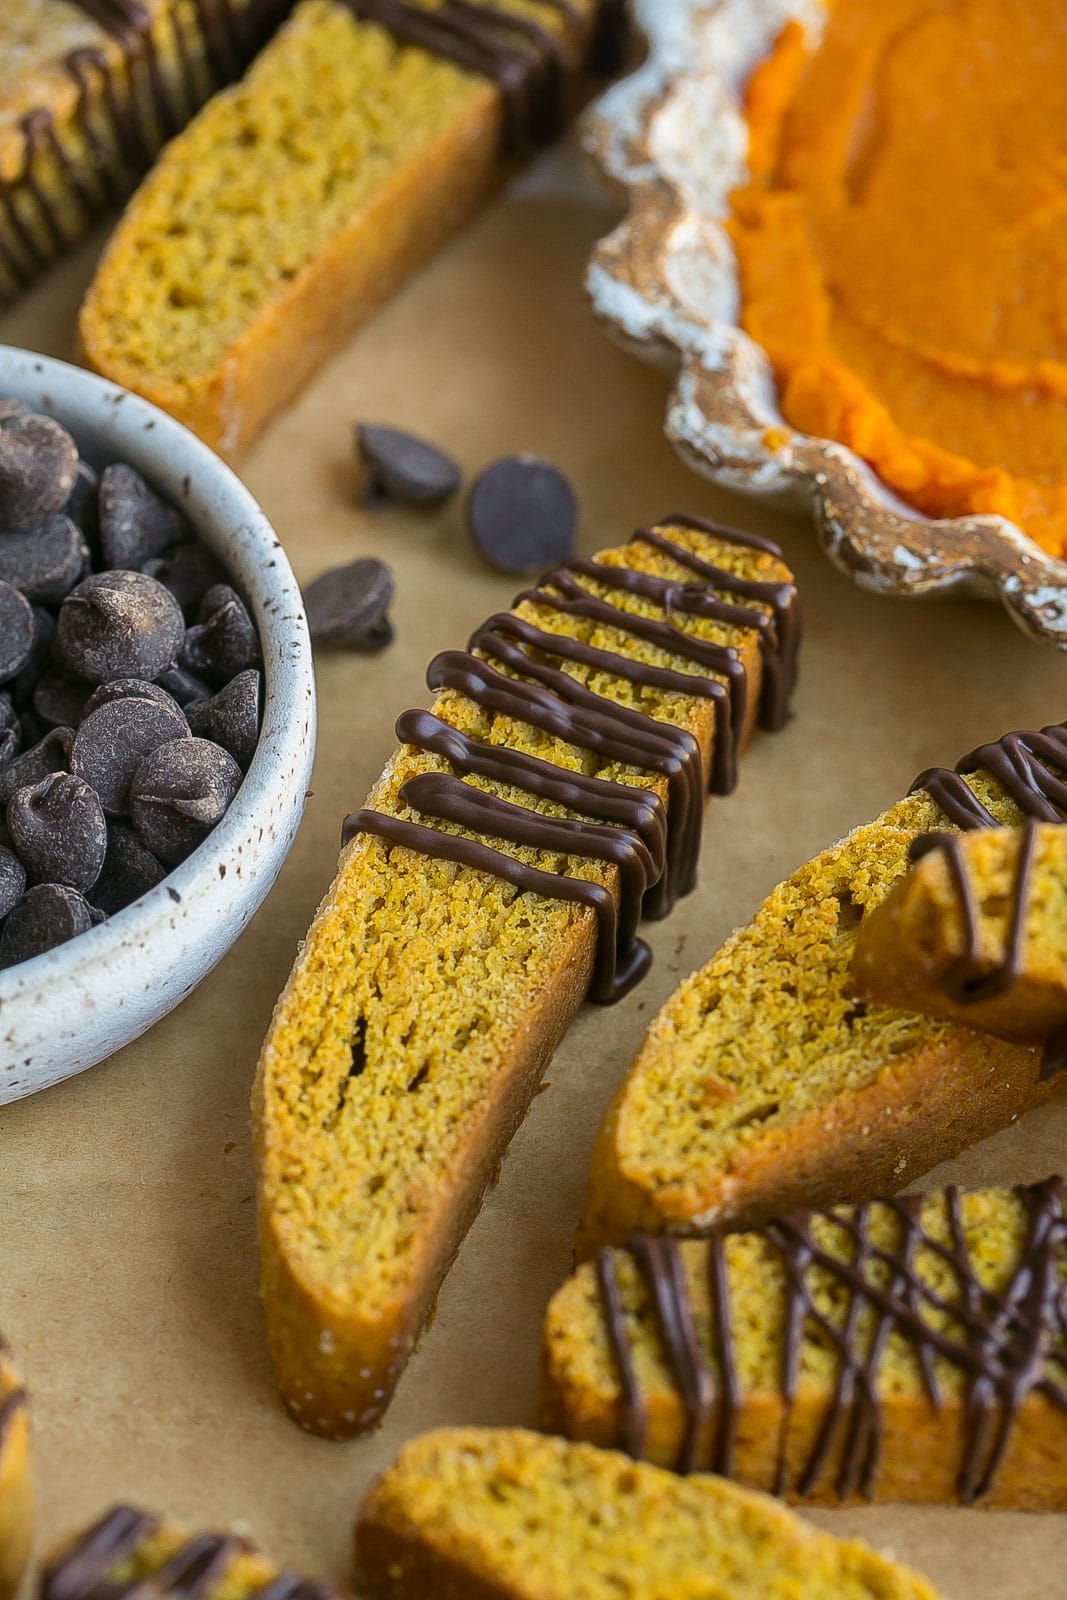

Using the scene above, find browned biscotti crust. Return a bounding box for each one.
[254,519,798,1439]
[354,1429,945,1599]
[0,1337,30,1600]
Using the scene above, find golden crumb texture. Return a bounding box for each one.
[0,0,288,302]
[578,768,1064,1256]
[851,823,1067,1043]
[252,520,795,1440]
[0,1336,31,1600]
[354,1427,945,1600]
[79,0,602,460]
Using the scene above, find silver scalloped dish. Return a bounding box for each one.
[582,0,1067,647]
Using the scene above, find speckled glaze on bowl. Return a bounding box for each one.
[0,347,315,1103]
[583,0,1067,647]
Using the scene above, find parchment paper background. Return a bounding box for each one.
[1,144,1065,1600]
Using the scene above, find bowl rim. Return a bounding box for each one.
[0,345,315,1011]
[582,0,1067,648]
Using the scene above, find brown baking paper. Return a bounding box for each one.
[1,145,1065,1600]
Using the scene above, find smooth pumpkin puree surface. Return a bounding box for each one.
[728,1,1067,557]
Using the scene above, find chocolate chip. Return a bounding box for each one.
[10,607,56,710]
[154,663,212,707]
[72,694,189,816]
[179,583,259,684]
[91,821,166,915]
[129,737,241,864]
[8,772,107,891]
[64,460,99,551]
[0,399,32,425]
[0,512,90,604]
[303,558,394,650]
[185,668,261,772]
[32,669,91,731]
[0,728,72,805]
[18,710,43,749]
[0,581,34,681]
[466,454,578,574]
[82,678,184,721]
[0,845,26,919]
[0,414,79,528]
[99,463,189,570]
[0,882,96,967]
[55,570,185,683]
[0,694,20,770]
[142,540,226,618]
[356,424,461,507]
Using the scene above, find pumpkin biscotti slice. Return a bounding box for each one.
[41,1505,344,1600]
[851,822,1067,1059]
[254,515,799,1438]
[355,1427,945,1600]
[0,1336,30,1600]
[577,722,1067,1256]
[0,0,290,302]
[544,1180,1067,1508]
[78,0,624,460]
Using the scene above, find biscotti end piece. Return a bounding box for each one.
[851,822,1067,1047]
[577,741,1067,1256]
[0,0,289,303]
[41,1505,344,1600]
[546,1182,1067,1509]
[0,1338,30,1600]
[355,1427,945,1600]
[78,0,606,460]
[254,518,798,1438]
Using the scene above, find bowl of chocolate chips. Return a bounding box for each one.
[0,348,315,1102]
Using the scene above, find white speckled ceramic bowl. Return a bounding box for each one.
[0,348,316,1103]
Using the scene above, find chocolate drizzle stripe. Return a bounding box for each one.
[342,523,798,1005]
[42,1509,342,1600]
[595,1179,1067,1503]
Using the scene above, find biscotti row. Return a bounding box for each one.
[71,0,628,459]
[254,513,800,1438]
[0,0,292,301]
[0,1336,30,1600]
[33,1434,947,1600]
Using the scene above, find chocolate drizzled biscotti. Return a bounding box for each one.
[79,0,626,459]
[0,0,291,301]
[41,1505,343,1600]
[254,515,799,1438]
[544,1180,1067,1508]
[0,1336,30,1600]
[852,822,1067,1065]
[578,721,1067,1254]
[355,1428,945,1600]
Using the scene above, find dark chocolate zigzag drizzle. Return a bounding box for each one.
[342,522,798,1003]
[43,1507,341,1600]
[594,1177,1067,1503]
[0,0,289,296]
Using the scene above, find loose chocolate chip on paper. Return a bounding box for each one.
[185,668,261,772]
[0,413,79,528]
[0,882,96,966]
[466,454,578,575]
[32,669,91,731]
[72,695,189,816]
[0,512,90,605]
[91,821,166,915]
[129,737,242,865]
[0,844,26,919]
[0,727,72,805]
[55,569,185,684]
[179,583,259,683]
[303,558,394,650]
[8,772,108,891]
[356,424,462,508]
[0,581,34,682]
[143,540,226,618]
[99,463,189,570]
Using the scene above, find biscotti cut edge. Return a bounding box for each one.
[0,1337,30,1600]
[254,519,797,1439]
[354,1427,945,1600]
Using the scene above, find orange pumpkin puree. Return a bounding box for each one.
[728,1,1067,557]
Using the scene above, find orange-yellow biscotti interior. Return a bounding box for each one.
[355,1427,945,1600]
[0,1335,30,1600]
